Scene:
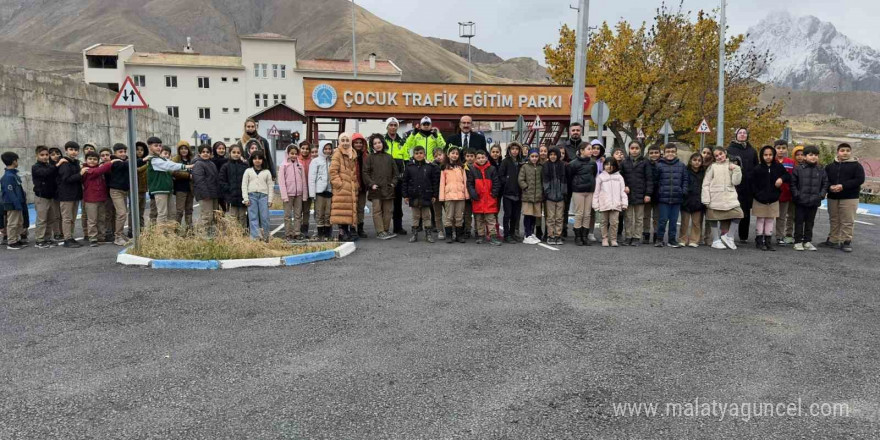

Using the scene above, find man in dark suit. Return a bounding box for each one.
[446,115,488,153]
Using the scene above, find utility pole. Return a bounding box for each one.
[570,0,590,125]
[716,0,726,147]
[352,0,359,133]
[459,22,476,83]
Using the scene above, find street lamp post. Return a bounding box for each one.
[716,0,726,147]
[570,0,590,125]
[459,21,476,83]
[352,0,359,132]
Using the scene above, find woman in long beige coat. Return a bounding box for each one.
[330,133,360,241]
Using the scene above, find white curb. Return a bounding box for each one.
[219,257,282,269]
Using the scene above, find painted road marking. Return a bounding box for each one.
[538,243,559,251]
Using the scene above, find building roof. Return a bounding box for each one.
[249,103,307,122]
[296,59,401,76]
[125,52,245,70]
[85,44,131,56]
[240,33,296,42]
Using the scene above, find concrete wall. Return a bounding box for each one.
[0,65,179,201]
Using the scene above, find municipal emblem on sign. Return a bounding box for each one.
[312,84,337,109]
[112,77,148,109]
[636,128,646,140]
[268,125,280,137]
[696,119,712,134]
[530,115,545,131]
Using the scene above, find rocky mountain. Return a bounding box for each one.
[427,37,549,84]
[745,11,880,92]
[0,0,542,83]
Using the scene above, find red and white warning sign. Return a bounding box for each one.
[695,119,712,134]
[112,77,148,109]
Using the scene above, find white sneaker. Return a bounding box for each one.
[720,235,736,250]
[688,243,699,248]
[523,235,539,245]
[588,233,597,242]
[793,243,804,251]
[804,242,817,251]
[711,240,726,249]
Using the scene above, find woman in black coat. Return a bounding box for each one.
[727,128,759,242]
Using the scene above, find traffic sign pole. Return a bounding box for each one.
[126,108,140,247]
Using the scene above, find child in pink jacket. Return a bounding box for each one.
[592,158,628,247]
[278,144,307,240]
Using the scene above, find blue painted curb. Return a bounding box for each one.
[282,250,336,266]
[270,209,285,215]
[151,259,220,270]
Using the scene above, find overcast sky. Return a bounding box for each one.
[356,0,880,63]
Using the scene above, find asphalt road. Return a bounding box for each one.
[2,205,880,439]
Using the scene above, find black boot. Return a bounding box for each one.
[562,225,569,238]
[300,224,309,235]
[357,223,367,238]
[764,235,775,251]
[409,227,419,243]
[574,228,584,246]
[456,227,466,243]
[756,235,763,250]
[584,229,593,246]
[642,232,651,244]
[445,227,454,243]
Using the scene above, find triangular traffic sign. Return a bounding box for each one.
[696,118,712,134]
[268,125,280,137]
[636,128,646,140]
[659,119,674,136]
[530,115,544,131]
[112,77,148,109]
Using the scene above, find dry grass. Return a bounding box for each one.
[131,213,336,260]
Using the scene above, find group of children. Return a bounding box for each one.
[1,125,867,252]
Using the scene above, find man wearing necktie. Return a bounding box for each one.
[447,115,488,154]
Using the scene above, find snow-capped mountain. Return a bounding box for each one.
[745,11,880,92]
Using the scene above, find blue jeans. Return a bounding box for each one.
[656,203,680,243]
[247,192,270,240]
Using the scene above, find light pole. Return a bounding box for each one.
[459,21,476,83]
[352,0,359,132]
[570,0,590,125]
[716,0,726,147]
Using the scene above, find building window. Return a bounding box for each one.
[261,64,268,78]
[198,76,210,89]
[262,94,268,107]
[133,75,146,87]
[254,94,260,107]
[253,63,261,78]
[272,64,279,78]
[273,94,279,105]
[224,137,231,142]
[166,106,179,118]
[198,108,211,120]
[165,75,177,88]
[254,63,267,78]
[221,77,228,82]
[280,65,286,79]
[281,94,287,104]
[233,108,240,113]
[222,108,229,113]
[233,77,239,83]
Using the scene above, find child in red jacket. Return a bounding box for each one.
[466,150,502,246]
[80,151,118,246]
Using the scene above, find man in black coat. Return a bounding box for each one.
[556,122,587,237]
[727,128,759,243]
[445,115,488,154]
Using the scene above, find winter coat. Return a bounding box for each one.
[498,156,523,200]
[298,156,312,196]
[620,155,653,204]
[518,162,544,203]
[403,160,440,207]
[542,159,567,202]
[559,137,586,164]
[749,161,791,205]
[171,150,193,194]
[192,157,221,200]
[439,166,468,202]
[81,161,114,203]
[648,160,660,200]
[566,156,596,193]
[403,129,446,162]
[825,159,865,200]
[778,157,796,203]
[241,168,274,205]
[791,163,828,208]
[210,142,228,174]
[278,158,307,201]
[55,156,83,202]
[1,168,26,210]
[681,168,705,213]
[107,161,130,192]
[147,155,187,195]
[236,133,275,179]
[137,158,148,194]
[352,133,369,192]
[592,172,628,212]
[329,147,360,225]
[701,161,742,211]
[363,150,398,200]
[467,162,501,214]
[727,141,759,208]
[219,158,248,207]
[654,157,689,205]
[31,161,58,199]
[309,155,332,198]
